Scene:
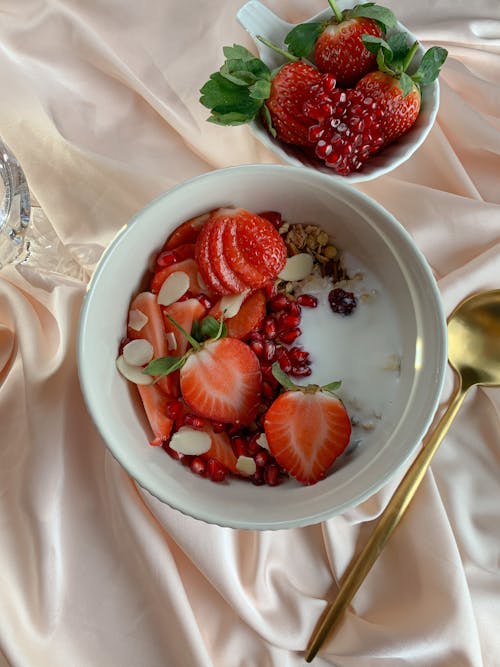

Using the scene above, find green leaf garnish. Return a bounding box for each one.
[349,3,397,31]
[199,315,227,341]
[143,355,185,378]
[321,380,342,394]
[412,46,448,85]
[271,362,296,390]
[284,22,324,58]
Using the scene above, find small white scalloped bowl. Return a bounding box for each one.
[236,0,440,183]
[78,165,446,530]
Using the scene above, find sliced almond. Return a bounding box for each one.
[256,433,270,451]
[220,290,250,319]
[197,271,208,292]
[157,271,190,306]
[236,455,256,476]
[116,355,153,385]
[128,309,148,332]
[122,339,154,366]
[169,427,211,455]
[166,331,178,351]
[278,253,314,282]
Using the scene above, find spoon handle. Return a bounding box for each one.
[305,384,468,662]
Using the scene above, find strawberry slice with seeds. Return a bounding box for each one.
[224,290,266,340]
[263,365,351,485]
[127,291,178,397]
[151,258,203,296]
[209,215,249,293]
[164,213,209,250]
[172,243,196,262]
[137,383,174,445]
[180,337,261,424]
[235,212,287,279]
[164,298,206,356]
[222,216,269,288]
[195,215,228,295]
[202,424,239,475]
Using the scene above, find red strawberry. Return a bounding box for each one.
[195,215,227,295]
[180,337,261,424]
[208,216,249,294]
[136,383,174,446]
[202,424,239,475]
[151,258,203,296]
[284,2,396,87]
[211,289,267,340]
[263,365,351,484]
[164,212,209,250]
[164,298,206,357]
[232,210,286,280]
[127,291,178,397]
[222,216,269,288]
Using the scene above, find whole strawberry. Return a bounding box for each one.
[200,44,323,146]
[356,33,448,145]
[284,0,397,87]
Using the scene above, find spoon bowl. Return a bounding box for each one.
[305,289,500,661]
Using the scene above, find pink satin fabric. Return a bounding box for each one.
[0,1,499,665]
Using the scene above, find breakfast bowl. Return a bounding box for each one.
[77,164,446,529]
[233,0,442,183]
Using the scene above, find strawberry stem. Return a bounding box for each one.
[256,35,299,62]
[402,40,419,73]
[327,0,343,23]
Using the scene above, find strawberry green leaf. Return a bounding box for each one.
[200,73,250,110]
[249,79,272,100]
[220,57,271,85]
[284,22,324,58]
[261,104,277,138]
[349,3,397,30]
[387,31,411,62]
[143,355,185,378]
[220,66,257,87]
[222,44,256,62]
[399,71,414,97]
[361,34,391,56]
[271,362,296,390]
[321,380,342,394]
[412,46,448,85]
[208,112,258,126]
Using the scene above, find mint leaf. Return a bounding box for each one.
[350,3,397,30]
[143,356,184,377]
[399,72,414,97]
[271,362,296,390]
[284,22,324,58]
[222,44,256,62]
[321,380,342,394]
[199,315,226,341]
[191,319,202,342]
[249,79,272,100]
[412,46,448,85]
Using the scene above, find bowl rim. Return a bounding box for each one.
[78,164,448,529]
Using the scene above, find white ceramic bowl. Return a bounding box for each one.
[236,0,440,183]
[78,165,447,529]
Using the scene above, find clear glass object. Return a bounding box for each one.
[0,138,31,268]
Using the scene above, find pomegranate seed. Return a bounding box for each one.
[178,291,193,302]
[276,347,292,373]
[262,339,276,363]
[247,433,261,455]
[248,330,264,343]
[261,380,275,400]
[264,281,278,300]
[156,251,177,268]
[166,400,183,420]
[289,347,310,364]
[258,210,282,230]
[269,294,288,312]
[263,317,277,339]
[163,444,184,461]
[190,457,207,476]
[265,463,280,486]
[254,450,269,467]
[290,365,312,378]
[231,436,248,458]
[207,458,227,483]
[285,301,301,317]
[196,294,212,310]
[249,339,264,358]
[226,423,244,437]
[250,467,265,486]
[297,294,318,308]
[211,421,225,433]
[277,327,301,345]
[184,414,204,430]
[278,312,301,331]
[261,365,279,385]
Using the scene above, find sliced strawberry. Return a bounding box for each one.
[172,243,196,262]
[264,390,351,485]
[195,215,227,295]
[137,383,174,445]
[164,213,209,250]
[151,258,203,295]
[127,291,178,397]
[235,213,286,280]
[222,216,269,287]
[209,216,249,293]
[164,298,205,356]
[202,424,239,475]
[224,290,266,340]
[180,337,261,424]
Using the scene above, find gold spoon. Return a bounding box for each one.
[305,289,500,662]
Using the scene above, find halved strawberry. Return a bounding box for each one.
[202,424,239,475]
[164,213,209,250]
[127,291,178,397]
[263,367,351,485]
[137,383,174,445]
[151,258,203,296]
[224,290,266,340]
[180,337,261,424]
[164,298,206,356]
[209,215,249,293]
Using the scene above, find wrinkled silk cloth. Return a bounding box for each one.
[0,1,499,665]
